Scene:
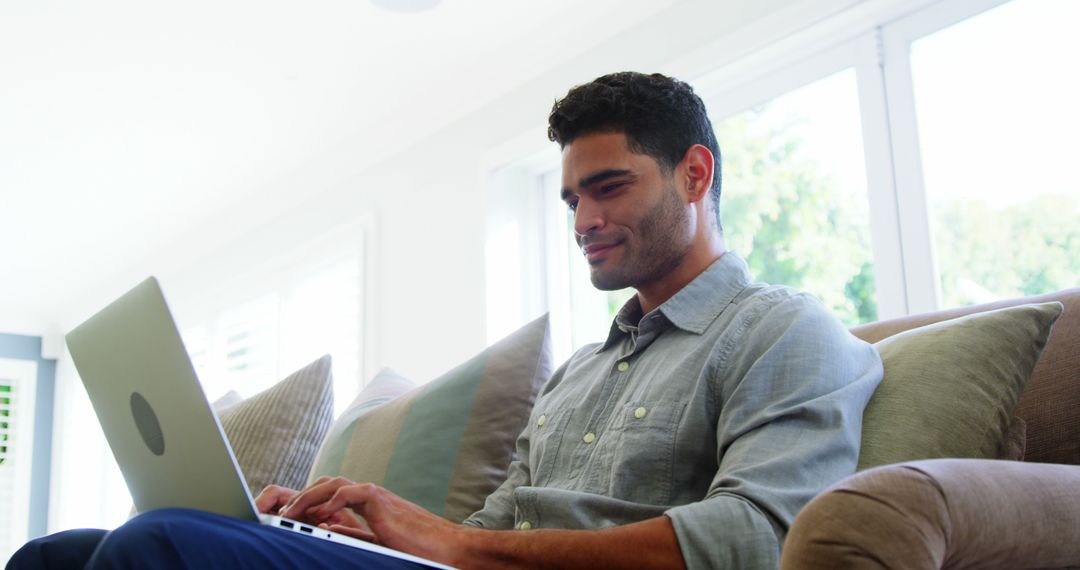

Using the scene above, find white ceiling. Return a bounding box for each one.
[0,0,683,333]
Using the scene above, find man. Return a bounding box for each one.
[9,72,881,570]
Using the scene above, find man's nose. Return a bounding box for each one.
[573,198,604,238]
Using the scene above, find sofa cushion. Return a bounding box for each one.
[857,302,1062,470]
[214,354,335,495]
[308,314,553,523]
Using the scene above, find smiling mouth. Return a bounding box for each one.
[582,242,620,264]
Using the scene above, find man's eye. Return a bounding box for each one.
[600,183,625,194]
[566,200,578,211]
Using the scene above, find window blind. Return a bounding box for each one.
[0,378,14,560]
[0,360,37,562]
[181,257,363,417]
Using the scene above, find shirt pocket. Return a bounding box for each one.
[528,407,575,487]
[606,402,686,506]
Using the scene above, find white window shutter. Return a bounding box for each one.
[0,359,38,563]
[178,255,364,414]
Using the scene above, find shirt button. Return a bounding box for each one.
[537,414,547,427]
[519,521,532,530]
[583,432,596,444]
[617,361,630,372]
[634,407,647,419]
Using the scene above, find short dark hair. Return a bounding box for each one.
[548,72,722,224]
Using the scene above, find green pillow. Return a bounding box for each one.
[857,302,1062,470]
[308,314,552,522]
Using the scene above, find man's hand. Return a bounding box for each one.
[256,479,375,541]
[278,476,471,565]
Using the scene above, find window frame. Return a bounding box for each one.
[880,0,1015,313]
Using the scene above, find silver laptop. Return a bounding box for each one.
[66,277,453,569]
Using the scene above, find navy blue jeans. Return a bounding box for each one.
[6,508,429,569]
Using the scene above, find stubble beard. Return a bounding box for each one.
[589,183,692,291]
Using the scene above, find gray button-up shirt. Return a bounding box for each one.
[464,253,883,569]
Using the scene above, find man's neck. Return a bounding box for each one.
[636,241,726,316]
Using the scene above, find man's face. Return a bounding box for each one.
[560,132,694,291]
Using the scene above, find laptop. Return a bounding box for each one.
[65,277,454,569]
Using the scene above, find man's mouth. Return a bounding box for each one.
[582,241,620,264]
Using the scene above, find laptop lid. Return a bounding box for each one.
[66,277,259,521]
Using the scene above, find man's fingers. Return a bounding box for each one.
[326,509,366,530]
[310,483,381,521]
[328,524,377,543]
[254,485,298,514]
[280,476,355,520]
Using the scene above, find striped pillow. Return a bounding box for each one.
[216,354,335,495]
[308,314,552,523]
[306,367,416,478]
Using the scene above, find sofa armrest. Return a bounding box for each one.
[781,459,1080,569]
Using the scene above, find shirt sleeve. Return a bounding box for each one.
[665,291,883,569]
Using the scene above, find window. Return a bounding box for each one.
[179,246,365,419]
[909,0,1080,307]
[0,359,37,562]
[714,69,877,324]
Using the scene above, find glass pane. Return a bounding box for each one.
[912,0,1080,308]
[714,69,878,324]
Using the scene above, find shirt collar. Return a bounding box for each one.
[597,252,752,352]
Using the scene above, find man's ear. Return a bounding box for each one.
[680,144,715,204]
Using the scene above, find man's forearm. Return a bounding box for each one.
[457,516,686,570]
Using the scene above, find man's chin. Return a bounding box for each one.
[589,270,629,291]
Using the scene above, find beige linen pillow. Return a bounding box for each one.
[306,367,416,481]
[308,314,553,523]
[857,302,1062,470]
[215,354,335,494]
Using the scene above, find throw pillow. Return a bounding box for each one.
[308,314,553,523]
[216,354,335,494]
[213,390,244,410]
[306,367,416,482]
[857,302,1062,470]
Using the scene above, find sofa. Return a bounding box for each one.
[202,290,1079,569]
[782,288,1080,569]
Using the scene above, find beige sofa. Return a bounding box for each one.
[782,288,1080,569]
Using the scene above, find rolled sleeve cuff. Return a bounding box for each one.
[664,495,780,570]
